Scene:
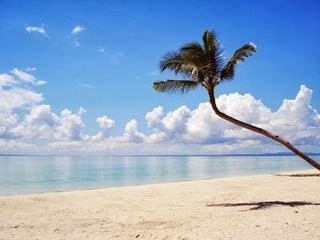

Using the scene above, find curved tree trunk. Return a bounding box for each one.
[208,88,320,171]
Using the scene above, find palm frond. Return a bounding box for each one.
[201,30,224,79]
[153,80,199,94]
[160,52,201,80]
[180,42,204,56]
[202,31,217,53]
[156,31,256,91]
[220,42,256,80]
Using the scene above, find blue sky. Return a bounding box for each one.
[0,0,319,154]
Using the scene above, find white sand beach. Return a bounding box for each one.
[1,170,319,240]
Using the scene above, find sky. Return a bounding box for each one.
[0,0,320,154]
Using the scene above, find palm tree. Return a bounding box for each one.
[153,30,320,171]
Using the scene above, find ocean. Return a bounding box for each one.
[0,155,318,195]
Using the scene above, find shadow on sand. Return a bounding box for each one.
[274,173,320,177]
[207,201,320,211]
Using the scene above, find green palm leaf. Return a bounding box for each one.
[220,43,256,80]
[202,31,218,53]
[156,31,255,89]
[160,52,202,81]
[201,30,224,79]
[153,80,199,94]
[180,42,204,56]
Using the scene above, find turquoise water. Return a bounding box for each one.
[0,155,318,195]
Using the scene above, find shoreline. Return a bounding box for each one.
[1,168,313,197]
[1,169,319,239]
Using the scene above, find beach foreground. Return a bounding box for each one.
[1,170,319,240]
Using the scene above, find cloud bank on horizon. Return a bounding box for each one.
[1,69,319,155]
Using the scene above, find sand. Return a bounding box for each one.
[1,170,319,240]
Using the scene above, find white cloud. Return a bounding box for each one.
[12,105,59,140]
[69,26,85,47]
[8,105,87,142]
[146,105,192,143]
[78,107,87,116]
[0,68,319,155]
[91,116,115,141]
[145,106,164,129]
[71,25,85,35]
[0,83,43,112]
[0,70,44,140]
[11,68,35,82]
[11,68,46,85]
[144,86,320,153]
[122,119,146,143]
[0,111,19,140]
[97,116,115,129]
[25,26,48,37]
[183,92,273,144]
[0,70,83,142]
[0,139,37,154]
[25,105,58,127]
[25,67,37,72]
[53,109,85,141]
[268,85,320,146]
[78,83,94,88]
[0,73,16,87]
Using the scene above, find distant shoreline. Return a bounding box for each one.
[1,153,320,157]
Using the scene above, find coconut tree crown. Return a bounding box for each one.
[153,30,256,93]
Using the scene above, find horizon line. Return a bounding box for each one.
[1,153,319,157]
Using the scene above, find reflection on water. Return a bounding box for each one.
[0,155,317,195]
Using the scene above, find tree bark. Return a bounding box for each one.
[208,88,320,171]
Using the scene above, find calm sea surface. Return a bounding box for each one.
[0,155,318,195]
